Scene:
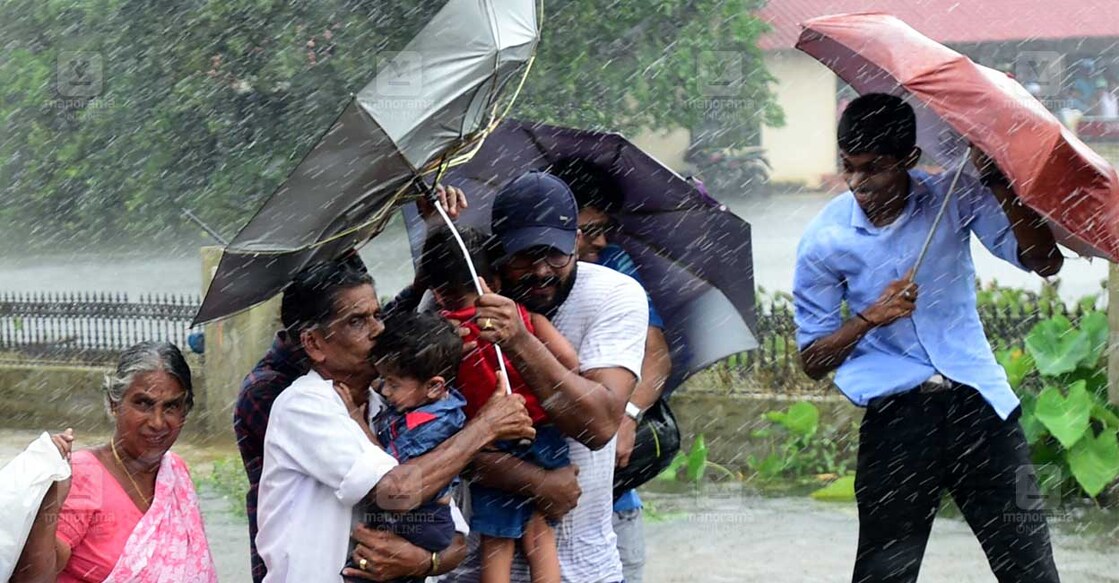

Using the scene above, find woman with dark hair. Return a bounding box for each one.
[12,341,216,583]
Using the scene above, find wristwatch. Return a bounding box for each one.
[624,401,644,423]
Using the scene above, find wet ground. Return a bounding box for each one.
[2,429,1117,582]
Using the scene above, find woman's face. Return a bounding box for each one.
[112,370,189,464]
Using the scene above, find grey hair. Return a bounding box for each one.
[103,341,194,416]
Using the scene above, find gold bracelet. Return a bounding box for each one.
[430,551,440,575]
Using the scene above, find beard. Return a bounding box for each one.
[505,263,578,318]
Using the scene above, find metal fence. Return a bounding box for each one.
[0,292,200,364]
[0,290,1093,378]
[709,299,1095,394]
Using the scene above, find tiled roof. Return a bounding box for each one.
[757,0,1119,50]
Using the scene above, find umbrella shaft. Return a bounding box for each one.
[431,200,513,395]
[910,147,971,281]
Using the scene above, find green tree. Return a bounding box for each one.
[0,0,778,252]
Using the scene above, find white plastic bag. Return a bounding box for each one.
[0,432,72,581]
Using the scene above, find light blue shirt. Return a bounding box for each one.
[793,169,1028,420]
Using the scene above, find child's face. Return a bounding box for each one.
[840,150,912,214]
[375,362,445,411]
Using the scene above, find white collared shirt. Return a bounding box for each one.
[257,369,467,582]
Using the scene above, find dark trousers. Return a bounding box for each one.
[853,386,1060,583]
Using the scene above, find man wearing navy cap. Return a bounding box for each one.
[465,171,649,583]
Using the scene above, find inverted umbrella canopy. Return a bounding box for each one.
[797,13,1119,261]
[194,0,539,325]
[404,119,758,393]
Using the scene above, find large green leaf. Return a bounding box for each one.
[1076,311,1109,370]
[996,348,1035,390]
[749,453,786,479]
[1026,316,1089,376]
[811,475,856,502]
[1034,381,1092,449]
[764,401,820,438]
[685,434,708,484]
[655,453,687,482]
[1017,393,1048,445]
[1092,402,1119,430]
[1066,429,1119,497]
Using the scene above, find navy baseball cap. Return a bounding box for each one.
[491,171,578,259]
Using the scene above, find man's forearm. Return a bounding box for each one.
[631,327,670,410]
[989,183,1063,276]
[372,423,492,511]
[504,333,616,448]
[800,315,875,380]
[434,534,467,575]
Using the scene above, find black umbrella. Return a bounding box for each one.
[405,119,759,392]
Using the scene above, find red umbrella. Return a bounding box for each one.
[796,13,1119,261]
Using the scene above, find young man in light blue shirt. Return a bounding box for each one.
[794,94,1063,583]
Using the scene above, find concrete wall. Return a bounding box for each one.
[631,127,693,172]
[759,50,839,189]
[0,363,111,433]
[199,247,282,436]
[0,353,207,437]
[0,356,859,469]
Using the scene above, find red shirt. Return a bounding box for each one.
[443,305,550,424]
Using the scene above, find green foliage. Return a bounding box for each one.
[747,401,852,481]
[657,434,735,485]
[1001,310,1119,499]
[1066,430,1119,498]
[1034,381,1092,449]
[0,0,780,252]
[195,455,250,519]
[764,401,819,438]
[685,433,709,483]
[810,475,855,502]
[1025,313,1108,376]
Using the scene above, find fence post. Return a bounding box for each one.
[1109,263,1119,406]
[200,246,282,436]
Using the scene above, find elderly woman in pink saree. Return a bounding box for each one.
[12,342,216,583]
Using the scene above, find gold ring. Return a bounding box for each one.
[359,558,368,570]
[482,318,495,330]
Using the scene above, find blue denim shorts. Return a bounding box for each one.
[470,424,570,538]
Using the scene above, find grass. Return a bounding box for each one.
[194,454,249,521]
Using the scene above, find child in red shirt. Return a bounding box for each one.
[419,227,577,583]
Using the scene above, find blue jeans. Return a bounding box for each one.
[470,425,569,538]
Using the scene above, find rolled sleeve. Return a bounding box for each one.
[793,239,845,349]
[335,444,399,506]
[269,382,398,507]
[956,175,1028,271]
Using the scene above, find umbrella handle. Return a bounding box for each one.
[909,146,972,282]
[428,197,514,397]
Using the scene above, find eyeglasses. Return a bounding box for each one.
[502,249,575,270]
[579,219,619,240]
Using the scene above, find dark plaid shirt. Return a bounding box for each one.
[234,331,308,583]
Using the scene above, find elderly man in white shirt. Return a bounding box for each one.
[458,171,649,583]
[257,259,535,583]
